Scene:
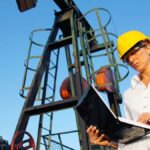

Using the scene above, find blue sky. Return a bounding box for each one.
[0,0,150,149]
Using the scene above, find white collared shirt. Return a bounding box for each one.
[124,75,150,121]
[118,75,150,150]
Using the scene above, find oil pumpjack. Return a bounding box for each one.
[0,0,129,150]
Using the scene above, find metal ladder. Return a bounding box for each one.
[36,49,60,150]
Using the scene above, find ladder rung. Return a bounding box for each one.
[40,142,46,146]
[47,84,54,91]
[42,127,50,132]
[46,95,53,100]
[45,98,53,103]
[52,51,58,56]
[45,99,52,103]
[50,60,56,66]
[42,134,51,138]
[48,72,55,78]
[79,41,114,56]
[49,66,56,70]
[91,40,114,53]
[40,142,49,147]
[45,113,52,117]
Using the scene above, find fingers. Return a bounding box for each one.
[87,125,97,133]
[97,138,110,147]
[138,118,147,124]
[137,112,150,124]
[98,134,108,142]
[87,125,118,149]
[87,125,101,144]
[98,134,103,141]
[87,125,99,137]
[137,115,146,123]
[87,125,100,143]
[87,126,110,145]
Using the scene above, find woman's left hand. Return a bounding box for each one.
[137,112,150,125]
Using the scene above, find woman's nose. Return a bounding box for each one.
[128,54,136,64]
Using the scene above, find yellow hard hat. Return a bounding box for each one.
[117,30,150,59]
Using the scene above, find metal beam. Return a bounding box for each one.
[53,0,69,10]
[25,98,79,115]
[48,36,72,50]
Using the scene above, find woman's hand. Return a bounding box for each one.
[137,112,150,125]
[86,125,118,149]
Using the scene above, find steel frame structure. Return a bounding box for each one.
[13,0,129,150]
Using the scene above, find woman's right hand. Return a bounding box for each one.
[86,125,118,149]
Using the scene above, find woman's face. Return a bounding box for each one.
[125,41,150,73]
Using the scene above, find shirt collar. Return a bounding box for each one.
[131,75,141,89]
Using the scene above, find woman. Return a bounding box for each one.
[87,30,150,150]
